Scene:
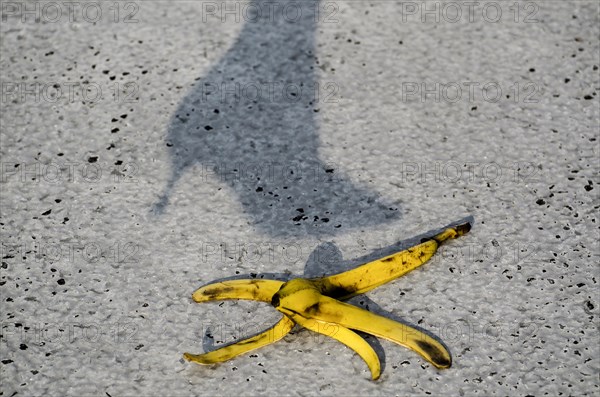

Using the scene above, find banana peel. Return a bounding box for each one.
[185,222,471,380]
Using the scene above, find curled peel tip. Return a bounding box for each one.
[430,222,472,244]
[435,356,452,369]
[191,290,205,302]
[455,222,471,236]
[184,352,213,365]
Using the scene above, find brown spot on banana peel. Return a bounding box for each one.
[305,302,320,314]
[313,281,356,300]
[194,279,276,302]
[194,286,234,301]
[415,340,451,368]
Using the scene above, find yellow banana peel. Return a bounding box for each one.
[185,222,471,380]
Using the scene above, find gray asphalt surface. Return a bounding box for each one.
[1,1,598,396]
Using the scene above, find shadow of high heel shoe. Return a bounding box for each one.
[152,0,401,238]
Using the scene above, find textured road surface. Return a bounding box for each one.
[1,1,598,396]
